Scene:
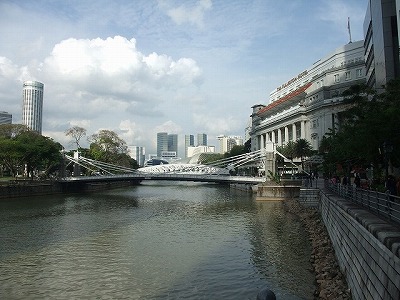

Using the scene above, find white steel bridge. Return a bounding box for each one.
[59,148,288,185]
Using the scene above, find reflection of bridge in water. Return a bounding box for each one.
[60,147,286,185]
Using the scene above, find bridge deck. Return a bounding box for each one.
[59,173,265,185]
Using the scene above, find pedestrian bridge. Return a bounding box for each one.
[60,149,275,185]
[61,171,265,185]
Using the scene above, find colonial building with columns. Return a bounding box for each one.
[250,40,366,153]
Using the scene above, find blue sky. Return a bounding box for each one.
[0,0,367,156]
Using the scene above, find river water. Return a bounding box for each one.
[0,181,315,299]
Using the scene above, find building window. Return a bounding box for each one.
[356,68,362,78]
[334,74,340,83]
[345,71,351,81]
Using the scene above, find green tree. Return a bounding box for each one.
[15,131,63,178]
[321,80,400,180]
[88,130,135,169]
[294,138,314,170]
[0,129,62,178]
[0,124,29,138]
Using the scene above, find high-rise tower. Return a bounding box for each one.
[197,133,207,146]
[22,81,44,134]
[185,134,195,157]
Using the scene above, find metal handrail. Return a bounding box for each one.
[325,181,400,226]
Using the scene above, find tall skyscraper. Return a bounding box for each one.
[22,81,44,134]
[157,132,179,158]
[185,134,195,158]
[128,146,145,167]
[168,134,178,155]
[0,111,12,124]
[157,132,168,157]
[364,0,400,92]
[197,133,207,146]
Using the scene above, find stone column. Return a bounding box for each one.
[284,126,289,144]
[271,131,276,144]
[277,128,282,146]
[301,121,306,139]
[265,143,276,181]
[292,123,297,140]
[260,134,264,150]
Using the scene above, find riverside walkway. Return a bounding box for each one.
[309,178,400,300]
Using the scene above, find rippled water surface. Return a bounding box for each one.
[0,181,315,299]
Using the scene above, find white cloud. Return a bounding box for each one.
[41,36,202,95]
[166,0,212,28]
[119,119,143,146]
[193,113,242,136]
[154,120,182,134]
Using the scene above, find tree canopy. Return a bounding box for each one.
[88,129,137,169]
[320,80,400,181]
[0,125,63,178]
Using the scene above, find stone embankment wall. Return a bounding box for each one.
[0,180,140,199]
[319,191,400,300]
[0,181,62,199]
[298,188,320,207]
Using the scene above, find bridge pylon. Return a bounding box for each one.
[263,142,276,181]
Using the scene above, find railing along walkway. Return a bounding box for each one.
[325,180,400,226]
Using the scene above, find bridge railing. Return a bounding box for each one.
[325,180,400,226]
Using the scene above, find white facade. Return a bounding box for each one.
[187,145,215,158]
[217,135,244,154]
[0,111,12,124]
[22,81,44,134]
[250,41,366,152]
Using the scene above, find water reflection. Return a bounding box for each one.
[0,182,314,299]
[249,201,315,298]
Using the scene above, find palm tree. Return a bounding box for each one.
[294,139,313,171]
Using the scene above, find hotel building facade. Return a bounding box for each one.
[22,80,44,134]
[250,40,366,152]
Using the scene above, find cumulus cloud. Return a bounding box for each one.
[192,113,242,136]
[166,0,212,28]
[119,119,143,145]
[42,36,202,94]
[154,120,182,134]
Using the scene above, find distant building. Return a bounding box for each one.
[364,0,400,92]
[197,133,207,146]
[187,145,215,158]
[168,134,178,156]
[157,132,178,159]
[217,135,243,154]
[22,80,44,134]
[0,111,12,124]
[157,132,168,157]
[128,146,145,167]
[184,134,195,158]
